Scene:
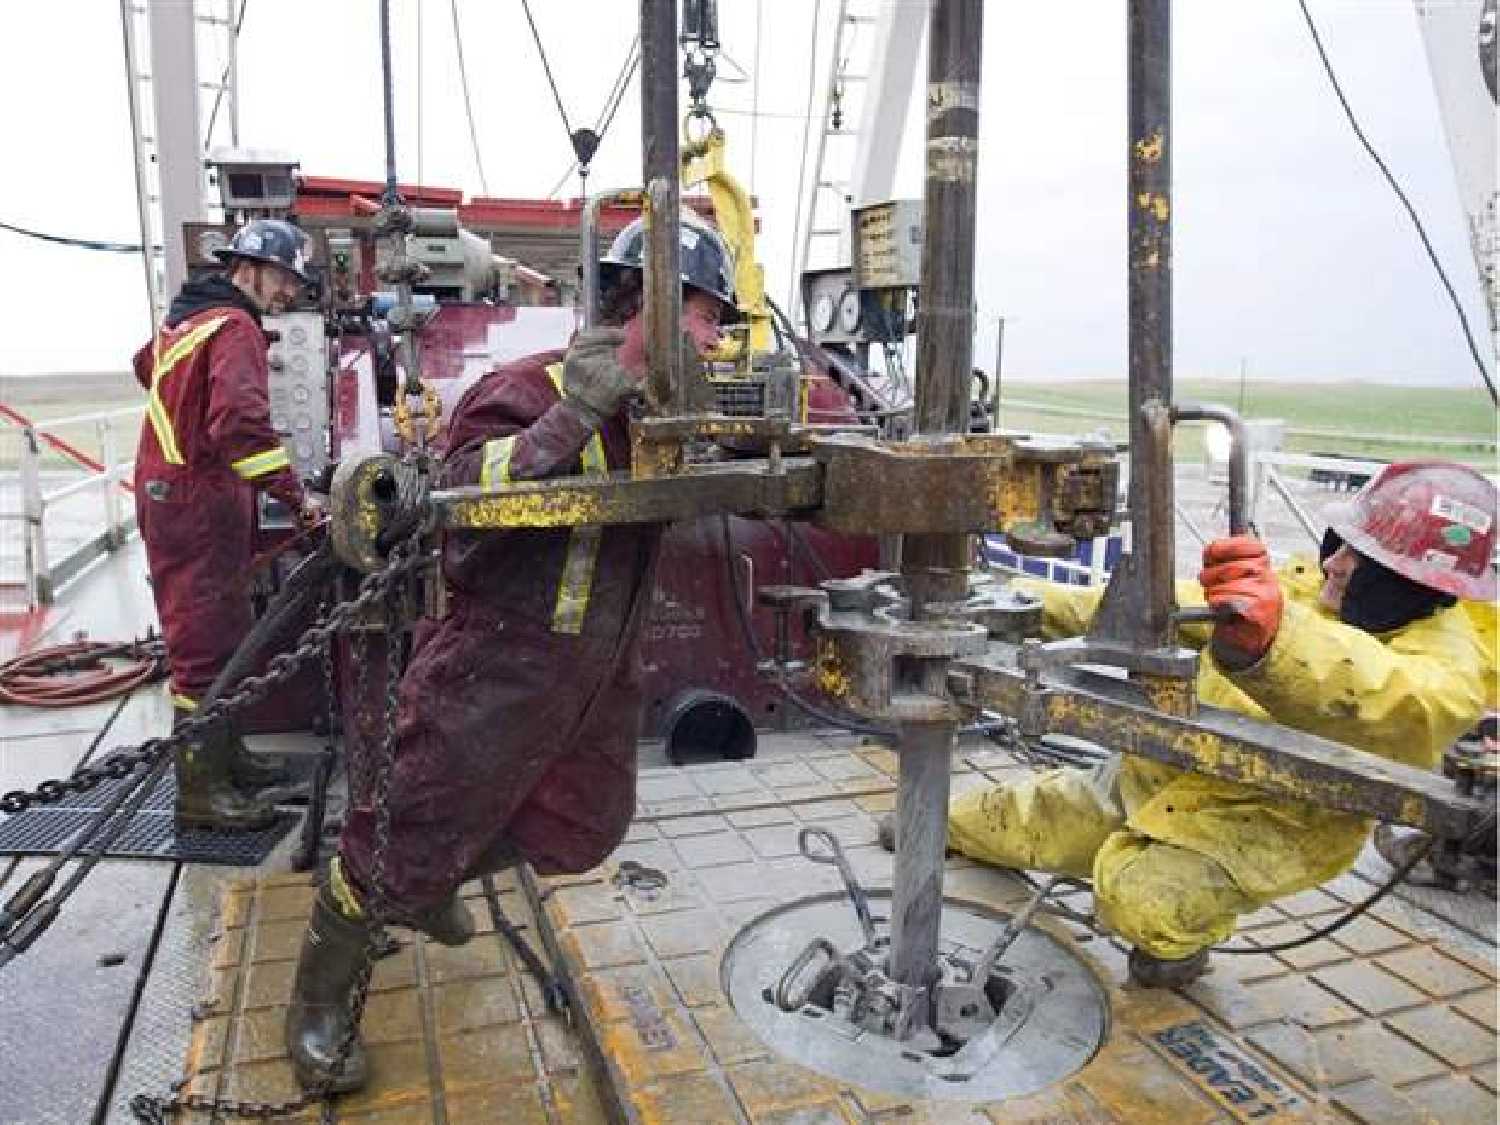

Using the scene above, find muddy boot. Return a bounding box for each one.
[1128,946,1208,989]
[225,731,296,794]
[286,875,372,1094]
[409,893,476,947]
[173,726,278,832]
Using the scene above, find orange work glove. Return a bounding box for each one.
[1199,535,1284,665]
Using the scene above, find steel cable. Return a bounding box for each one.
[449,0,490,194]
[1296,0,1497,406]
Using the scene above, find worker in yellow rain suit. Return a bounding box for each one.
[927,461,1495,986]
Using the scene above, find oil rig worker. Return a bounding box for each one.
[131,218,317,833]
[884,460,1494,988]
[285,215,738,1093]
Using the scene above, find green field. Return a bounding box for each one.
[997,379,1497,467]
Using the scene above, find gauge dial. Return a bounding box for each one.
[837,289,862,335]
[811,292,837,333]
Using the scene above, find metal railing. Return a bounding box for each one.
[1,406,142,606]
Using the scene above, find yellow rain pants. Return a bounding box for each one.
[948,557,1489,959]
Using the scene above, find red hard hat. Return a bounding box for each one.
[1327,461,1497,602]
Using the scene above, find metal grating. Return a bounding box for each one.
[0,770,297,864]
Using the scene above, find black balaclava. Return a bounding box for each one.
[1320,529,1458,634]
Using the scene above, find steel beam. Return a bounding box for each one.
[949,653,1491,840]
[147,0,205,302]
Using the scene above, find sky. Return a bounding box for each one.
[0,0,1492,389]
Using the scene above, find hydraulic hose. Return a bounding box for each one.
[0,639,166,708]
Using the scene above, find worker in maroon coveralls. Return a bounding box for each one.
[286,216,738,1093]
[131,219,315,832]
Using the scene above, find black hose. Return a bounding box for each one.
[202,541,340,707]
[718,516,894,738]
[1215,834,1438,955]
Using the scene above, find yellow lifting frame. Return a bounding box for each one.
[680,127,773,366]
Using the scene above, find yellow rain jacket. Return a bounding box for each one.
[948,556,1489,958]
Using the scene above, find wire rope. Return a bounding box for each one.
[1296,0,1497,405]
[447,0,489,193]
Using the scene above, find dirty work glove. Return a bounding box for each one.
[1199,535,1284,667]
[562,327,637,429]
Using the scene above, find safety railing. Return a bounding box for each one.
[0,405,142,607]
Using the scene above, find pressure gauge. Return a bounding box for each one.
[811,292,837,334]
[837,289,862,335]
[196,229,229,261]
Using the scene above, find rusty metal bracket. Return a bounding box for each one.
[949,650,1492,840]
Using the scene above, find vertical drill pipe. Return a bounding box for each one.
[1125,0,1174,643]
[886,0,983,1019]
[378,0,399,203]
[902,0,982,613]
[887,720,955,1002]
[640,0,684,414]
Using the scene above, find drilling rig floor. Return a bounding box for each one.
[163,735,1498,1124]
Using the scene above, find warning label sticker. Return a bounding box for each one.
[1152,1021,1305,1121]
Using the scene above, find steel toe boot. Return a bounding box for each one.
[226,730,295,793]
[172,725,278,832]
[285,879,372,1094]
[408,893,476,947]
[1127,945,1209,989]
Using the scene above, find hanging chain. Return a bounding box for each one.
[0,545,425,818]
[130,546,418,1124]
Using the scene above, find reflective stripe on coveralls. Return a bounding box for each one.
[147,316,231,465]
[477,363,610,635]
[947,558,1488,959]
[229,445,292,481]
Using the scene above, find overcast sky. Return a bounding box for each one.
[0,0,1492,388]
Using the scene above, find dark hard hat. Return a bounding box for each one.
[214,218,314,284]
[600,214,736,314]
[1327,460,1497,601]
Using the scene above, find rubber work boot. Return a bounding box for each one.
[408,893,476,947]
[1127,946,1209,989]
[173,726,278,832]
[877,813,896,853]
[226,731,295,793]
[285,880,372,1094]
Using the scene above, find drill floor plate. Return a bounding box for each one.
[162,740,1499,1123]
[165,870,608,1123]
[534,741,1500,1124]
[0,768,298,865]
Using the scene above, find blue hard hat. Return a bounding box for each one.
[214,218,314,284]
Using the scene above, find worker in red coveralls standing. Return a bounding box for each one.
[285,215,738,1093]
[132,218,319,832]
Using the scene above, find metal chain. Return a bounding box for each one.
[131,544,419,1124]
[2,545,427,818]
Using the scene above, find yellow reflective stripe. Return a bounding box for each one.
[171,693,199,711]
[147,316,231,466]
[480,436,516,488]
[230,445,291,480]
[544,364,611,634]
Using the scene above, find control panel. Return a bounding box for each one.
[264,311,330,483]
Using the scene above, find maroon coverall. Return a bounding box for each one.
[339,349,662,912]
[132,286,302,705]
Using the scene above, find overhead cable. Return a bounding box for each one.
[1296,0,1497,406]
[547,35,641,198]
[450,0,490,195]
[0,219,150,254]
[520,0,575,138]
